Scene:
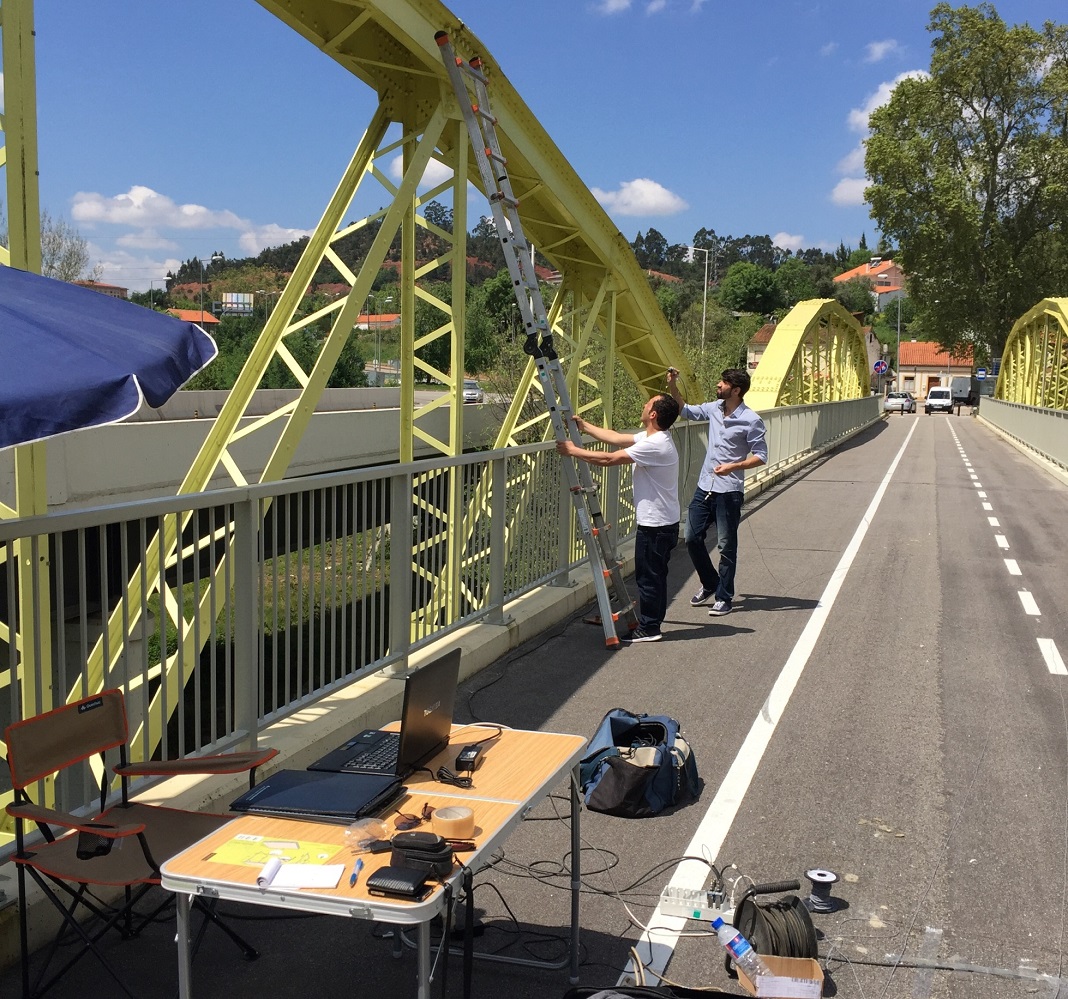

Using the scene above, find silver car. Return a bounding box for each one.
[883,391,915,413]
[462,379,484,404]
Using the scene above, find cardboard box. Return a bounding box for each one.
[737,955,824,998]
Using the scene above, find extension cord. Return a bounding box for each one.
[658,886,729,922]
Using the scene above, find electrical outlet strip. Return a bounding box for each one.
[658,886,727,922]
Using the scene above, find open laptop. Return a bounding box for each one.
[306,648,461,778]
[229,769,405,824]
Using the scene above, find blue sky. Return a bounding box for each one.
[6,0,1050,291]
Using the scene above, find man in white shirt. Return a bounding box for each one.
[556,394,681,643]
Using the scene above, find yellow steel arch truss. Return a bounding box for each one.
[746,300,871,410]
[4,0,697,734]
[995,299,1068,410]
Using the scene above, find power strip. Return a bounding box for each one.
[658,886,727,922]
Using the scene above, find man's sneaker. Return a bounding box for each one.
[621,627,663,644]
[708,600,732,617]
[690,587,715,607]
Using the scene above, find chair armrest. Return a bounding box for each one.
[114,746,278,778]
[6,801,145,838]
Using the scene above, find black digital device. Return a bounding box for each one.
[365,865,430,899]
[455,745,483,772]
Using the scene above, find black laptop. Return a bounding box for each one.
[307,648,461,778]
[230,769,405,824]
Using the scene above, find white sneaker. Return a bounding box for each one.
[708,600,732,617]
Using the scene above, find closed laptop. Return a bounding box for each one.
[230,769,405,824]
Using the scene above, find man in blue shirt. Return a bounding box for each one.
[666,367,767,617]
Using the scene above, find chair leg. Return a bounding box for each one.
[21,877,141,999]
[191,897,259,961]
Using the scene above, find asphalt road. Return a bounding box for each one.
[5,412,1066,999]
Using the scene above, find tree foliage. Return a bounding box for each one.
[717,261,783,315]
[865,3,1068,359]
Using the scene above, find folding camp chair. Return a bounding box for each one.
[4,688,278,999]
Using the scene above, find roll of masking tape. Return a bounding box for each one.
[432,805,475,839]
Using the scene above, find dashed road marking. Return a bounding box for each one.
[988,517,1000,527]
[995,535,1010,549]
[1038,639,1067,676]
[1005,559,1021,575]
[1018,591,1041,616]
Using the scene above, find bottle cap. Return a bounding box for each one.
[711,916,724,929]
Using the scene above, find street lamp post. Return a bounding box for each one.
[376,297,393,383]
[199,252,224,319]
[896,296,901,393]
[686,246,712,350]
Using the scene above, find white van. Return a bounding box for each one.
[925,386,954,415]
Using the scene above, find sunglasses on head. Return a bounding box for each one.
[394,802,434,831]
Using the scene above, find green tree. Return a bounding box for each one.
[834,276,875,317]
[866,3,1068,358]
[717,262,783,314]
[774,257,818,307]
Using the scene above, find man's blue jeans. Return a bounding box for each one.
[684,489,743,603]
[634,524,679,634]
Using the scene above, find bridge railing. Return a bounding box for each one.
[977,398,1068,474]
[0,397,879,846]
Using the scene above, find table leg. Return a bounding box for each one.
[416,920,431,999]
[570,765,581,984]
[176,893,193,999]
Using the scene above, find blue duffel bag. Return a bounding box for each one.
[578,708,700,818]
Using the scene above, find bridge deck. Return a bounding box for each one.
[4,411,1066,998]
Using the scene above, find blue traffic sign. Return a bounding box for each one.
[976,367,987,380]
[873,359,888,374]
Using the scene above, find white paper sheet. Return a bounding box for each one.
[256,857,344,889]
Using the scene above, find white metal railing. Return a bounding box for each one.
[977,398,1068,473]
[0,397,879,846]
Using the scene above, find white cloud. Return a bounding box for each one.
[590,178,688,216]
[595,0,632,12]
[646,0,667,12]
[386,155,455,190]
[836,144,866,175]
[865,40,900,64]
[847,70,927,133]
[772,231,805,252]
[820,42,838,57]
[72,186,245,231]
[831,177,868,207]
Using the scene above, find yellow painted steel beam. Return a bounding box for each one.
[747,299,870,411]
[996,299,1068,410]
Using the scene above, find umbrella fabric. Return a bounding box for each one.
[0,266,218,450]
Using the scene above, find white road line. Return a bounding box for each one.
[1005,559,1021,575]
[995,535,1010,549]
[973,481,983,488]
[988,517,1000,527]
[982,502,992,511]
[1039,639,1068,676]
[625,420,922,988]
[978,491,987,498]
[1018,591,1041,616]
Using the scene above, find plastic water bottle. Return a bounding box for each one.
[711,916,771,979]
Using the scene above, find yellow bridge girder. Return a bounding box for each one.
[995,299,1068,410]
[746,299,871,411]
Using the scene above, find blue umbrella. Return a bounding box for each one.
[0,266,218,450]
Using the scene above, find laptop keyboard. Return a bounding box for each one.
[346,732,400,771]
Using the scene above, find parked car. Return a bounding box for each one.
[925,386,954,415]
[462,379,484,404]
[883,391,915,414]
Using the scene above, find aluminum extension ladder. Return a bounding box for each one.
[436,30,638,647]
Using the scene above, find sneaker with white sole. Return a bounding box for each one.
[689,587,715,607]
[621,627,663,644]
[708,600,732,616]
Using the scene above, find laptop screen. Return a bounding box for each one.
[395,647,461,772]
